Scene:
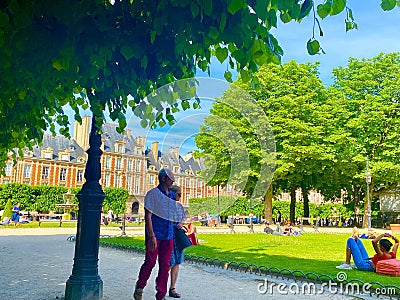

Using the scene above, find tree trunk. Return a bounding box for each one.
[264,183,273,223]
[301,183,310,225]
[290,185,296,224]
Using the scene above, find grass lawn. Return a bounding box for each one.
[100,233,400,289]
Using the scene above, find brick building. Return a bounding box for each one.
[1,116,234,216]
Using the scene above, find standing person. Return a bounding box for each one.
[168,185,184,298]
[134,168,182,300]
[275,210,282,224]
[11,203,21,226]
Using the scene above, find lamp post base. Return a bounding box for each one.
[65,276,103,300]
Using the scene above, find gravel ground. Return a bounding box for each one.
[0,226,393,300]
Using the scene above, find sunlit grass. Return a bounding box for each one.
[100,233,400,288]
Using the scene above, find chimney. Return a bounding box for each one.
[126,128,131,137]
[134,136,146,147]
[170,147,180,159]
[73,115,91,150]
[151,141,159,161]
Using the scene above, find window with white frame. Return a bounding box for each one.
[42,166,49,180]
[23,164,31,178]
[116,158,122,170]
[127,175,132,193]
[227,184,232,192]
[115,175,121,187]
[77,170,84,182]
[127,159,133,171]
[60,168,67,181]
[104,174,110,187]
[135,160,141,172]
[105,156,111,169]
[5,163,12,176]
[149,174,155,185]
[60,153,69,161]
[134,176,140,194]
[117,144,123,153]
[186,178,190,188]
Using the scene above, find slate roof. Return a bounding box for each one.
[101,123,138,155]
[32,134,86,163]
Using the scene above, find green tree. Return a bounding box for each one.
[0,0,377,169]
[102,187,129,215]
[330,52,400,227]
[196,61,332,224]
[2,198,13,220]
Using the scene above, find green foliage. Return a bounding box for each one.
[189,197,354,220]
[1,0,394,172]
[2,198,13,220]
[102,187,129,214]
[0,183,128,214]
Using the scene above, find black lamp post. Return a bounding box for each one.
[65,115,105,300]
[366,157,372,231]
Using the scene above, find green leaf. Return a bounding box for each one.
[298,0,312,19]
[140,119,148,128]
[345,21,352,32]
[240,69,251,83]
[280,11,292,23]
[203,0,212,16]
[331,0,346,15]
[208,26,219,40]
[215,47,228,63]
[381,0,396,10]
[120,45,135,60]
[224,71,233,82]
[317,2,332,19]
[219,13,227,31]
[306,39,320,55]
[150,31,156,44]
[190,2,200,18]
[228,0,244,15]
[52,60,64,71]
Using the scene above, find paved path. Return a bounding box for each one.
[0,226,393,300]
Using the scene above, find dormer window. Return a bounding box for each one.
[115,142,125,153]
[59,150,70,162]
[24,150,33,158]
[41,147,53,159]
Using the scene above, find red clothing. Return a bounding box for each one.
[372,252,396,266]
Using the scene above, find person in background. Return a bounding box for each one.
[168,185,184,298]
[264,221,274,234]
[11,203,21,226]
[336,233,398,271]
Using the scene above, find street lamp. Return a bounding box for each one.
[366,158,372,231]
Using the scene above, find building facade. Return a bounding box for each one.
[1,116,234,216]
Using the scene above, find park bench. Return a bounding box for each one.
[34,213,65,227]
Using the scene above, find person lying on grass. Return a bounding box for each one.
[336,233,399,271]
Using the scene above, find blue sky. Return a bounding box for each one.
[69,3,400,155]
[127,2,400,155]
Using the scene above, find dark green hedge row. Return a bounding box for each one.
[0,183,128,214]
[188,195,360,219]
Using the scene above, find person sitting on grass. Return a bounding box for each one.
[336,233,399,271]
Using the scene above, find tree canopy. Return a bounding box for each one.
[195,53,400,224]
[2,0,395,170]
